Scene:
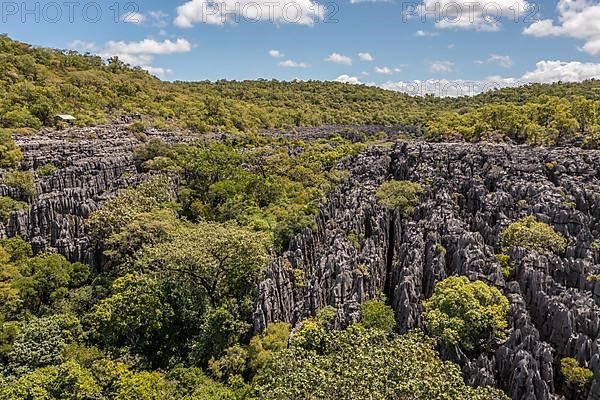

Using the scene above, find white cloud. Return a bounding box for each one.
[429,60,454,73]
[149,10,169,28]
[476,54,513,68]
[175,0,325,27]
[121,12,146,24]
[68,40,97,52]
[523,0,600,56]
[521,60,600,82]
[335,74,362,84]
[374,66,402,75]
[374,66,392,74]
[358,52,374,61]
[379,60,600,97]
[103,38,192,55]
[269,49,285,58]
[68,38,192,76]
[279,59,309,68]
[325,53,352,65]
[142,66,173,77]
[415,30,439,37]
[412,0,532,31]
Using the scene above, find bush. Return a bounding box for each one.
[35,163,58,177]
[423,276,510,353]
[501,216,567,255]
[359,299,396,334]
[560,357,594,387]
[0,196,28,221]
[3,170,35,197]
[496,253,512,279]
[0,130,23,169]
[375,180,424,218]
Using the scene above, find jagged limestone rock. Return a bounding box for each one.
[254,140,600,400]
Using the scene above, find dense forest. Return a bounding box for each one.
[1,35,600,399]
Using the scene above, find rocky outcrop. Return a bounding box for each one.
[0,123,194,264]
[254,141,600,400]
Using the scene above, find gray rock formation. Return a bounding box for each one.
[0,123,194,264]
[254,141,600,400]
[3,125,599,399]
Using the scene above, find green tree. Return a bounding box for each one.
[253,325,509,400]
[560,357,594,388]
[501,216,568,255]
[90,273,173,354]
[423,276,509,353]
[359,299,396,334]
[375,180,424,218]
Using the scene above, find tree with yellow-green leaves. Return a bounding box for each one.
[423,276,510,353]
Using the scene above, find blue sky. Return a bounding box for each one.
[3,0,600,95]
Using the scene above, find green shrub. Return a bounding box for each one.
[128,121,147,133]
[359,300,396,334]
[0,196,28,221]
[423,276,510,353]
[35,163,58,177]
[375,180,424,218]
[3,170,35,197]
[496,254,512,279]
[0,130,23,169]
[501,216,567,255]
[560,357,594,387]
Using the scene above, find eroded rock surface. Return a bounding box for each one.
[0,123,194,264]
[254,141,600,400]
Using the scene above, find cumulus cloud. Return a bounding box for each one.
[335,74,362,84]
[279,59,309,68]
[142,66,174,76]
[378,60,600,97]
[476,54,513,68]
[174,0,325,27]
[523,0,600,56]
[521,60,600,82]
[410,0,532,31]
[374,66,392,75]
[358,52,374,61]
[325,53,352,65]
[269,49,285,58]
[429,60,454,73]
[69,38,191,77]
[68,40,97,52]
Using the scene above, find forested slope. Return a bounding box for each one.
[1,34,600,148]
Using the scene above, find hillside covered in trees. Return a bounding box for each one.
[1,35,600,148]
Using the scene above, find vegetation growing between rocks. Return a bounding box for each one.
[375,180,424,218]
[423,276,510,353]
[501,216,568,255]
[560,357,594,388]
